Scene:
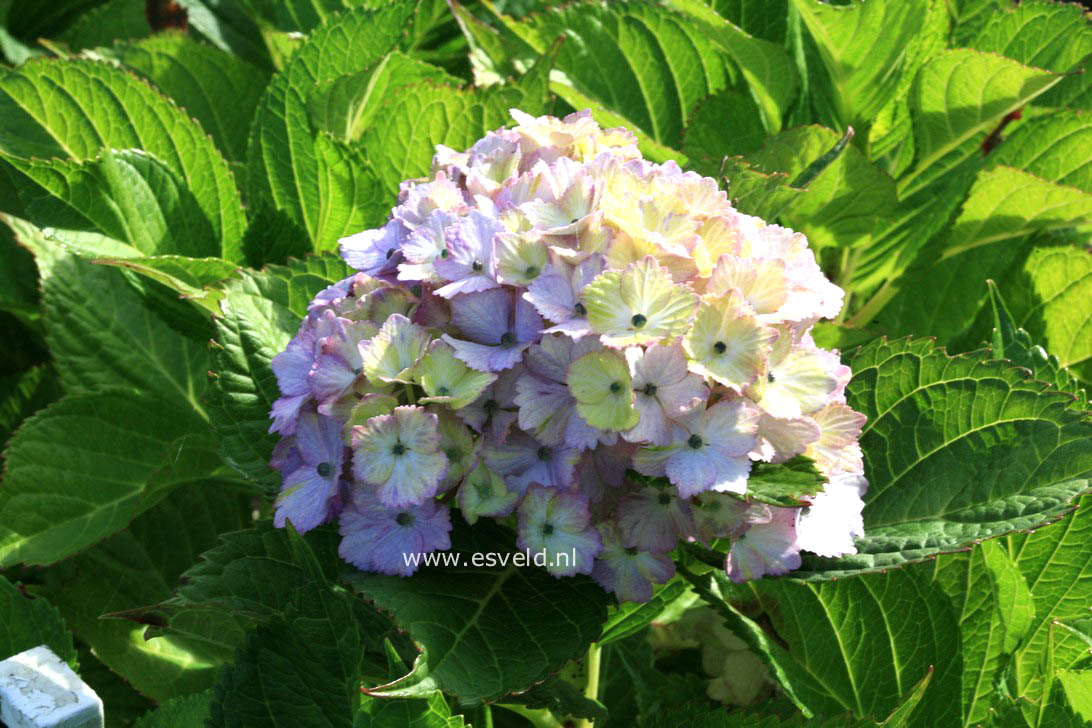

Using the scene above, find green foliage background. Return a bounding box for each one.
[0,0,1090,726]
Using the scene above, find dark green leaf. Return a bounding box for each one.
[0,574,76,665]
[347,518,609,703]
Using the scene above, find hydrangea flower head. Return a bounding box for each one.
[267,108,869,601]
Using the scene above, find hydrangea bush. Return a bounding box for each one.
[271,109,869,597]
[0,1,1090,726]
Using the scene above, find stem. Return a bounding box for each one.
[478,703,493,728]
[575,642,602,728]
[402,382,416,405]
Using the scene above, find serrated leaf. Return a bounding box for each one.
[681,89,767,175]
[794,337,1092,579]
[241,204,312,268]
[28,244,212,416]
[789,0,930,130]
[100,32,270,163]
[739,456,826,507]
[743,125,896,249]
[246,5,416,251]
[309,51,455,144]
[362,54,550,195]
[1002,244,1092,386]
[971,0,1092,110]
[721,156,805,220]
[667,0,798,132]
[899,49,1062,198]
[127,521,346,661]
[498,0,734,148]
[878,167,1092,344]
[1008,495,1092,714]
[32,481,251,701]
[9,148,222,260]
[0,394,224,567]
[346,517,609,703]
[599,577,691,645]
[92,254,236,315]
[745,565,962,726]
[356,641,466,728]
[988,279,1087,406]
[208,528,378,728]
[57,0,150,51]
[0,365,61,456]
[0,574,76,666]
[991,111,1092,194]
[209,255,353,486]
[176,0,274,70]
[931,540,1036,725]
[133,690,214,728]
[0,58,246,261]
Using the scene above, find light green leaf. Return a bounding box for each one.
[362,54,550,195]
[681,88,767,175]
[988,279,1087,406]
[1008,496,1092,713]
[668,0,798,132]
[789,0,930,130]
[599,577,691,645]
[746,565,962,726]
[1002,244,1092,385]
[134,691,214,728]
[91,254,236,315]
[100,32,270,163]
[899,49,1062,197]
[795,337,1092,579]
[0,58,246,261]
[497,0,734,148]
[246,5,416,251]
[972,0,1092,110]
[209,255,353,487]
[991,111,1092,194]
[878,168,1092,342]
[346,518,609,703]
[1055,669,1092,723]
[0,574,76,665]
[309,51,455,144]
[10,149,221,260]
[743,456,825,508]
[31,246,211,417]
[357,642,466,728]
[34,482,251,701]
[720,157,805,220]
[931,540,1036,725]
[744,125,896,249]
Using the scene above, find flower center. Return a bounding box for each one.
[391,442,407,456]
[630,313,647,328]
[541,522,555,536]
[316,462,333,478]
[658,492,672,506]
[525,266,538,277]
[483,398,498,413]
[767,371,776,383]
[574,302,587,316]
[446,448,461,461]
[624,546,639,556]
[471,260,484,272]
[642,382,658,396]
[395,512,414,526]
[536,446,553,461]
[385,248,395,260]
[437,386,450,396]
[440,249,449,259]
[713,341,727,354]
[609,381,622,394]
[499,331,516,347]
[687,434,704,449]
